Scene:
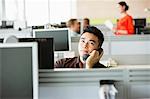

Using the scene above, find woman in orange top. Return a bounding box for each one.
[114,1,134,35]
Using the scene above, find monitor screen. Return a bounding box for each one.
[0,39,3,43]
[0,43,38,99]
[134,18,146,27]
[19,38,54,69]
[33,28,71,51]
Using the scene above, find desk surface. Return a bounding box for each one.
[40,65,150,72]
[39,65,150,84]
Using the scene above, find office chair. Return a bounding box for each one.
[3,35,18,43]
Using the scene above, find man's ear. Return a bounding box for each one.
[96,46,103,55]
[97,45,101,50]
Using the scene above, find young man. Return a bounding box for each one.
[54,26,106,69]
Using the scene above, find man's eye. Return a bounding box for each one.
[81,40,85,43]
[90,42,95,45]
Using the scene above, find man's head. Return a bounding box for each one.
[67,18,80,33]
[83,18,90,29]
[78,26,104,56]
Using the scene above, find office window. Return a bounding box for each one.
[5,0,17,20]
[25,0,76,25]
[3,0,24,21]
[49,0,76,24]
[0,0,2,21]
[1,0,76,26]
[25,0,49,26]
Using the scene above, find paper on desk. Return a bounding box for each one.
[63,51,75,58]
[104,20,113,30]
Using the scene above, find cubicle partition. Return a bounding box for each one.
[0,48,1,97]
[39,66,150,99]
[127,67,150,99]
[39,68,125,99]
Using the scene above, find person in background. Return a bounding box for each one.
[67,18,80,36]
[113,1,134,35]
[83,18,90,30]
[54,26,106,69]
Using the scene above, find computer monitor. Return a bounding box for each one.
[0,39,3,43]
[19,38,54,69]
[33,28,71,51]
[134,18,146,27]
[0,43,38,99]
[134,18,146,34]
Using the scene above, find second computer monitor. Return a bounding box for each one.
[134,18,146,28]
[33,28,71,51]
[19,38,54,69]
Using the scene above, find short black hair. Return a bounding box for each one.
[81,26,104,47]
[118,1,129,11]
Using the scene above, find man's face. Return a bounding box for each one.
[78,32,99,56]
[72,21,80,32]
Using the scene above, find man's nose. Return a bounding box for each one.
[83,42,88,48]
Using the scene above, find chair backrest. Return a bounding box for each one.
[3,35,18,43]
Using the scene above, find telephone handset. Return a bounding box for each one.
[82,48,103,62]
[97,47,103,55]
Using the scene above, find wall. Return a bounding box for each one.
[77,0,150,19]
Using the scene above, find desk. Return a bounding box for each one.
[39,65,150,99]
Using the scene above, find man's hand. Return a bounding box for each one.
[85,50,103,69]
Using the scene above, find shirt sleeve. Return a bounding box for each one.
[54,59,64,68]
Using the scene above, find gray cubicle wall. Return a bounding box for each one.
[39,66,150,99]
[108,37,150,65]
[39,69,125,99]
[101,40,150,65]
[0,43,38,99]
[127,68,150,99]
[0,48,1,97]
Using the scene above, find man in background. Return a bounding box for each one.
[83,18,90,30]
[67,18,80,36]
